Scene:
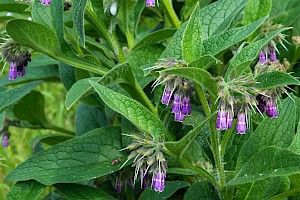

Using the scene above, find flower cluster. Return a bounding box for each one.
[0,39,31,80]
[148,58,193,122]
[120,133,167,192]
[217,35,291,134]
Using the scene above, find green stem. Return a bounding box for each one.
[195,84,211,116]
[134,82,158,116]
[210,123,226,191]
[161,0,181,28]
[126,30,135,49]
[85,9,126,63]
[44,124,75,135]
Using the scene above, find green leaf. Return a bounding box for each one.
[236,98,296,170]
[59,63,76,91]
[13,91,49,126]
[243,0,272,25]
[127,44,165,88]
[5,127,126,185]
[65,63,134,109]
[139,181,190,200]
[289,120,300,154]
[51,0,64,45]
[75,103,107,136]
[202,17,268,56]
[225,27,291,80]
[72,0,87,46]
[182,3,202,62]
[0,3,29,14]
[90,81,166,138]
[89,0,107,26]
[254,71,300,90]
[134,29,177,49]
[168,168,198,176]
[200,0,248,39]
[55,183,115,200]
[183,181,219,200]
[0,65,59,86]
[270,0,300,26]
[188,55,220,69]
[32,0,53,28]
[0,81,41,112]
[160,23,187,59]
[235,178,281,200]
[36,134,74,146]
[6,180,45,200]
[6,19,62,56]
[162,67,218,97]
[228,147,300,186]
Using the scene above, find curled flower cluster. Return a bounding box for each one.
[0,39,31,80]
[120,133,167,192]
[148,58,193,122]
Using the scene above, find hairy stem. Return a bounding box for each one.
[161,0,181,28]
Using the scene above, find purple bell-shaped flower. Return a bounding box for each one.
[152,171,165,192]
[146,0,155,7]
[266,99,278,118]
[8,63,17,80]
[236,112,247,134]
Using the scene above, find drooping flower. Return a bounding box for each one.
[259,51,267,64]
[266,98,278,118]
[181,97,191,116]
[269,48,277,62]
[146,0,155,7]
[152,171,165,192]
[216,106,227,130]
[236,112,247,134]
[8,63,17,80]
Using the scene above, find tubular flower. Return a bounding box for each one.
[146,0,155,7]
[146,58,193,122]
[2,135,9,148]
[120,133,167,193]
[41,0,51,5]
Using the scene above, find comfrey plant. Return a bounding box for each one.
[2,0,300,199]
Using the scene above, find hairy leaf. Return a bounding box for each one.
[72,0,87,46]
[243,0,272,25]
[6,180,44,200]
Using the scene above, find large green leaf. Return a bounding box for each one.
[228,147,300,186]
[90,81,166,138]
[160,23,187,59]
[243,0,272,25]
[51,0,64,45]
[13,91,49,126]
[32,0,53,28]
[200,0,248,39]
[225,27,291,80]
[139,181,190,200]
[5,127,126,185]
[0,81,41,112]
[75,103,107,136]
[270,0,300,26]
[235,178,281,200]
[182,3,202,62]
[6,19,61,56]
[72,0,87,46]
[183,181,219,200]
[55,184,115,200]
[236,98,296,170]
[65,63,134,109]
[289,120,300,154]
[202,17,267,56]
[161,67,218,97]
[6,180,44,200]
[134,29,177,49]
[254,71,300,90]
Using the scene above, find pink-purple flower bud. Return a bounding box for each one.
[259,51,267,64]
[226,111,233,129]
[269,49,277,62]
[174,112,184,122]
[152,172,165,192]
[236,113,246,134]
[172,94,181,113]
[266,99,278,118]
[8,63,17,80]
[182,97,191,116]
[41,0,51,5]
[216,109,227,130]
[2,135,9,147]
[161,86,172,105]
[146,0,155,7]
